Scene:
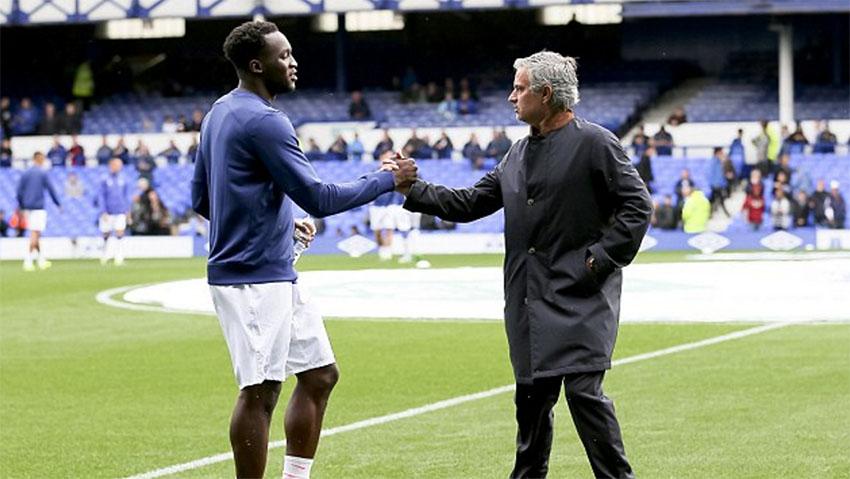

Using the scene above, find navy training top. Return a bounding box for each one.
[16,167,61,210]
[192,89,395,285]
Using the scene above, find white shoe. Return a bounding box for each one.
[37,260,52,270]
[114,258,125,266]
[23,263,35,272]
[100,257,109,266]
[398,255,412,264]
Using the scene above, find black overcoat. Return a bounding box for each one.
[404,118,653,383]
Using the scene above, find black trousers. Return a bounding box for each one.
[510,372,634,479]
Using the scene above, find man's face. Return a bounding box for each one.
[509,68,545,126]
[109,158,122,173]
[259,32,298,95]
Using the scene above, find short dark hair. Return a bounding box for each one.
[223,21,279,72]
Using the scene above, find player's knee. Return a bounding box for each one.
[300,364,339,395]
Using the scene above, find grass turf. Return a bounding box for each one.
[1,253,848,478]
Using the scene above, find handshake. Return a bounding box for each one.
[378,150,419,195]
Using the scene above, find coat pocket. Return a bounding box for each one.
[547,248,601,299]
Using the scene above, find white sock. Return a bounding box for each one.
[283,455,313,479]
[36,249,46,265]
[101,237,111,262]
[378,245,392,260]
[24,249,33,266]
[115,237,125,263]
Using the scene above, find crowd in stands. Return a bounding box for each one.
[303,127,513,170]
[347,75,482,122]
[1,97,84,137]
[642,118,846,233]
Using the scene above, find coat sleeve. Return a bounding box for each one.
[587,131,653,276]
[403,161,504,223]
[44,175,61,207]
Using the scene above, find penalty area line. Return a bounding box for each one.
[122,320,793,479]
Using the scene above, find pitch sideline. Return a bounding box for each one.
[122,321,792,479]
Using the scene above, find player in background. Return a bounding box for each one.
[191,21,417,479]
[15,151,61,271]
[98,157,131,265]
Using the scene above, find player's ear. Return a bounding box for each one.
[249,59,263,74]
[541,85,553,104]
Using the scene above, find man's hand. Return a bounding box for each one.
[392,151,418,195]
[294,217,316,246]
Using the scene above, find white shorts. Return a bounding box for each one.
[369,205,394,231]
[99,214,127,233]
[390,205,421,232]
[209,282,335,389]
[24,210,47,232]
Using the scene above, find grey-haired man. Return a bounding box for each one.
[402,51,652,478]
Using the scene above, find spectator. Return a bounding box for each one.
[722,152,738,195]
[402,129,426,159]
[64,171,85,199]
[113,137,130,164]
[12,98,39,136]
[432,131,454,159]
[0,209,8,237]
[770,188,792,230]
[161,115,181,134]
[742,178,766,231]
[188,109,204,132]
[793,190,811,228]
[67,135,85,166]
[443,78,456,98]
[373,129,394,160]
[402,83,425,104]
[459,77,478,101]
[159,140,182,164]
[0,97,12,138]
[810,180,830,227]
[348,91,371,120]
[632,125,650,157]
[674,168,695,206]
[59,102,83,135]
[425,82,442,103]
[813,121,837,154]
[730,128,752,180]
[776,153,793,183]
[786,122,808,154]
[177,114,190,132]
[652,125,673,156]
[631,133,648,159]
[707,147,730,216]
[347,133,365,161]
[187,135,199,163]
[0,138,11,168]
[681,185,710,233]
[326,134,348,161]
[437,92,457,120]
[462,133,485,169]
[413,134,434,160]
[130,178,171,235]
[95,135,113,165]
[37,103,61,135]
[9,209,26,237]
[134,141,156,181]
[141,117,156,133]
[456,90,478,115]
[485,128,512,160]
[636,146,655,194]
[655,195,677,230]
[825,181,846,229]
[304,137,324,162]
[773,170,792,198]
[667,106,687,126]
[753,119,780,175]
[47,136,67,167]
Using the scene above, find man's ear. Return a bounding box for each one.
[541,84,553,104]
[249,59,263,74]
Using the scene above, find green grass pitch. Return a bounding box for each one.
[1,252,848,478]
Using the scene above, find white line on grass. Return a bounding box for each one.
[123,321,793,479]
[96,284,214,316]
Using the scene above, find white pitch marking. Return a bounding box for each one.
[122,321,795,479]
